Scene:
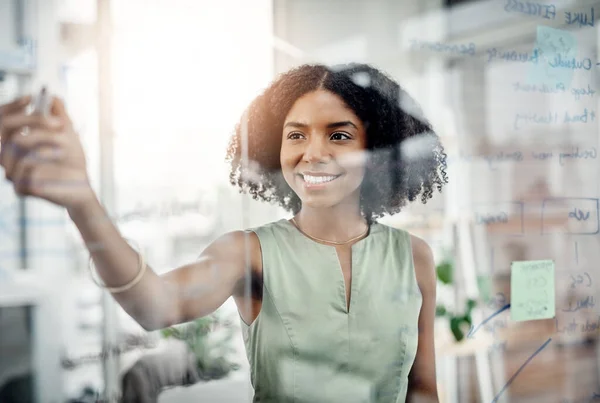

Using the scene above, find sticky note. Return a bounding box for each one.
[527,26,577,88]
[510,260,555,322]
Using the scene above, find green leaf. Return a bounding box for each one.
[450,317,464,342]
[435,305,447,317]
[436,261,453,285]
[466,298,477,311]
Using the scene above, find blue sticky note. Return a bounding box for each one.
[527,26,578,88]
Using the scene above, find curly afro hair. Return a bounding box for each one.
[225,63,448,224]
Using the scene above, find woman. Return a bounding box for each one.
[0,63,447,402]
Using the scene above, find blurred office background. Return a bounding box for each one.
[0,0,599,402]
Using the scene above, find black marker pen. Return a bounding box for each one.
[32,86,50,116]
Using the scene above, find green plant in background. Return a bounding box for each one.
[435,257,478,342]
[436,259,453,285]
[161,312,240,380]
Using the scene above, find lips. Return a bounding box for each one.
[298,172,342,186]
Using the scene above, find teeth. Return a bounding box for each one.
[303,175,338,184]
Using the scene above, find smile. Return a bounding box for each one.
[299,173,342,186]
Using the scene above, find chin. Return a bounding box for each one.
[298,193,347,210]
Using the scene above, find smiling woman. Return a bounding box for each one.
[0,62,447,403]
[222,63,448,402]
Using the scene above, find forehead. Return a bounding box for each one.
[284,90,362,125]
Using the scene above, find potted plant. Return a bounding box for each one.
[435,256,477,342]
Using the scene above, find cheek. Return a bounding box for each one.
[349,169,367,188]
[280,154,294,173]
[279,153,298,187]
[342,152,368,189]
[280,145,301,170]
[339,150,368,174]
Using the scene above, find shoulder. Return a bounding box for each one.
[409,233,437,293]
[208,229,263,272]
[219,220,288,269]
[409,234,434,269]
[218,219,286,245]
[377,224,437,292]
[377,224,434,267]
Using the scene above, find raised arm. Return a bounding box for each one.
[0,95,255,331]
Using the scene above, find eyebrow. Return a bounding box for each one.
[283,121,359,130]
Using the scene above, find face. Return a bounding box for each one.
[280,90,368,210]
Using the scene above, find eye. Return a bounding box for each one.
[330,132,351,141]
[287,132,305,140]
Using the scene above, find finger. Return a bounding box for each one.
[0,140,26,179]
[1,128,64,163]
[25,145,64,164]
[0,114,64,149]
[1,113,64,137]
[1,131,64,179]
[49,97,74,128]
[0,97,33,144]
[11,147,62,196]
[0,95,32,119]
[10,128,65,152]
[51,97,79,140]
[12,149,65,196]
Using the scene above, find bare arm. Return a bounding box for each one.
[407,235,440,403]
[0,95,254,331]
[68,196,255,331]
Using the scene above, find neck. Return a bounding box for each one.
[294,200,368,243]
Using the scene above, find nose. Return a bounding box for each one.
[303,136,330,164]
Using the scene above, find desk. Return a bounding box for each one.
[0,273,64,403]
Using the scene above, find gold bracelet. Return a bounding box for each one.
[88,238,146,294]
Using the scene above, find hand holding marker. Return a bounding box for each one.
[0,87,95,209]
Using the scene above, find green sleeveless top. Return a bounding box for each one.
[239,219,422,403]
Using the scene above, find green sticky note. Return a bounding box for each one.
[510,260,555,322]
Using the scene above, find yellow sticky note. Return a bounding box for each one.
[510,260,555,322]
